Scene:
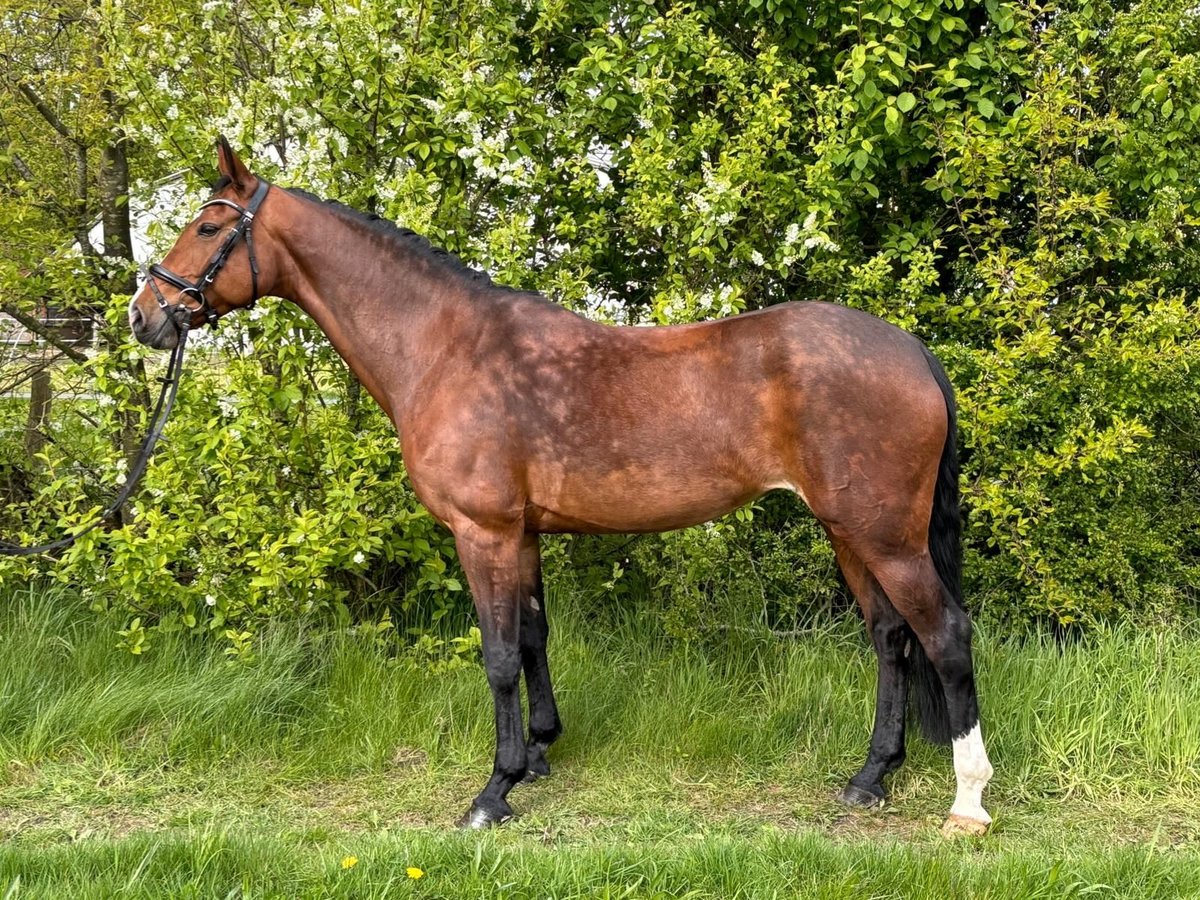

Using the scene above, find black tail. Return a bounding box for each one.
[907,345,964,746]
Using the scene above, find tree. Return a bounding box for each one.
[1,0,1196,640]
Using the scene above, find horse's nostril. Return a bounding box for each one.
[129,304,144,330]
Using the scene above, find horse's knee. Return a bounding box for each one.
[872,559,969,659]
[869,610,910,658]
[484,643,522,689]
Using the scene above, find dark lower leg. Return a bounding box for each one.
[463,638,527,825]
[830,541,910,808]
[934,602,980,738]
[520,601,561,779]
[842,606,910,806]
[517,535,560,781]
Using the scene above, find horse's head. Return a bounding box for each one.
[129,136,272,349]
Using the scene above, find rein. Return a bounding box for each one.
[0,179,271,557]
[0,323,189,556]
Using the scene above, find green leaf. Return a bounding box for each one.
[897,92,917,112]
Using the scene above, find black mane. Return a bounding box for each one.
[289,188,497,287]
[210,176,497,288]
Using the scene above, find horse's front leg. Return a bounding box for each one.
[519,534,561,781]
[454,520,528,828]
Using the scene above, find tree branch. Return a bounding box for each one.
[73,142,98,257]
[0,305,88,363]
[14,80,77,142]
[6,147,35,183]
[0,100,97,256]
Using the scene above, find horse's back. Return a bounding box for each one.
[516,300,945,448]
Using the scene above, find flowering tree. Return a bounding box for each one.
[2,0,1198,646]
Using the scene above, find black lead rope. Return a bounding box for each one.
[0,318,191,557]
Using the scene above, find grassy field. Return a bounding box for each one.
[0,584,1197,898]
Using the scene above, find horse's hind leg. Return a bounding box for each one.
[868,553,993,835]
[518,534,561,782]
[832,539,911,809]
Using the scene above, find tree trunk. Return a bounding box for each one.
[347,371,363,431]
[98,113,149,467]
[97,107,148,530]
[99,106,134,278]
[24,361,52,459]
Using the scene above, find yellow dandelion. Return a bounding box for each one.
[341,856,358,870]
[406,866,425,880]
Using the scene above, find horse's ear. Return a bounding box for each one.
[215,135,253,192]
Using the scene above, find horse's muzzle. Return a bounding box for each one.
[129,296,182,350]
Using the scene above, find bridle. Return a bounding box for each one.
[0,179,271,557]
[146,178,271,329]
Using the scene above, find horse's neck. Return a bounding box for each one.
[269,195,476,423]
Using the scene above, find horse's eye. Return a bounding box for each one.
[198,223,220,237]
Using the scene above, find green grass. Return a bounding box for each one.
[0,584,1197,897]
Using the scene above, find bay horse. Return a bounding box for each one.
[129,138,993,836]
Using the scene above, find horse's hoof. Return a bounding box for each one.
[522,745,552,783]
[838,783,886,809]
[941,814,990,838]
[456,803,513,829]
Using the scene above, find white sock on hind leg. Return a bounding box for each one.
[949,722,993,823]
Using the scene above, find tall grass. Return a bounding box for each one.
[0,583,1197,897]
[1,583,1200,799]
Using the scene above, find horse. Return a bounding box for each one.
[129,137,993,836]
